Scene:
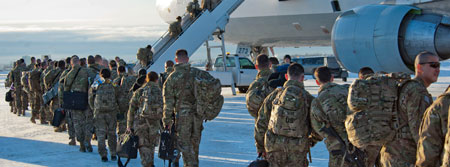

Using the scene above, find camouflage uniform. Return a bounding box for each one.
[128,81,163,167]
[29,67,42,122]
[441,89,450,167]
[27,63,35,71]
[44,68,63,129]
[380,78,433,167]
[416,87,449,167]
[263,80,315,167]
[6,70,14,113]
[201,0,221,11]
[20,71,29,114]
[310,83,355,167]
[187,0,202,18]
[110,67,118,81]
[255,88,282,154]
[63,64,90,149]
[40,66,53,122]
[163,63,204,167]
[89,79,119,158]
[114,73,137,135]
[59,67,76,141]
[85,63,102,145]
[169,21,182,38]
[10,64,26,116]
[246,69,273,118]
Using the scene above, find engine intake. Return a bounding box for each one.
[332,4,450,73]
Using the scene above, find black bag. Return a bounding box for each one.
[51,108,65,127]
[158,130,178,162]
[62,67,88,110]
[117,132,139,167]
[5,90,13,102]
[248,157,269,167]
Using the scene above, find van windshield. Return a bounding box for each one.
[215,57,236,67]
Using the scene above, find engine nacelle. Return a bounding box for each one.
[332,4,450,73]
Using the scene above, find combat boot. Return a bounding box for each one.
[101,157,108,162]
[172,161,179,167]
[54,127,63,132]
[68,138,76,146]
[30,117,36,124]
[79,142,86,152]
[111,155,117,161]
[40,120,48,124]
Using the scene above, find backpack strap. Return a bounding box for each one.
[67,67,82,91]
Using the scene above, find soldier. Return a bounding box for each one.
[263,63,315,167]
[109,60,118,80]
[440,87,450,167]
[63,56,91,152]
[45,61,65,132]
[380,51,439,166]
[268,57,279,74]
[114,66,137,135]
[127,72,162,167]
[358,67,374,79]
[169,16,182,38]
[95,55,104,68]
[21,71,30,115]
[41,60,54,123]
[58,58,76,145]
[246,54,273,118]
[201,0,222,11]
[27,57,36,70]
[310,66,355,167]
[10,59,27,116]
[29,63,42,123]
[162,49,206,167]
[89,69,119,162]
[6,62,15,113]
[87,55,102,74]
[159,60,174,88]
[187,0,202,18]
[415,57,445,166]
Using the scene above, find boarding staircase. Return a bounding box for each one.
[134,0,244,73]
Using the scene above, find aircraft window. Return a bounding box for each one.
[239,58,256,69]
[215,57,236,67]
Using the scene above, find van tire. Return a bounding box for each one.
[238,87,248,93]
[343,77,347,82]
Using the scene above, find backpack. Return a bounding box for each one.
[345,73,410,149]
[269,85,309,138]
[93,82,118,112]
[246,78,271,118]
[194,70,224,120]
[29,70,41,92]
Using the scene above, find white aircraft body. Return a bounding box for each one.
[155,0,450,73]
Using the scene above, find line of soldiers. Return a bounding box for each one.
[6,48,216,167]
[248,52,449,167]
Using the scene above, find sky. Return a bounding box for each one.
[0,0,332,67]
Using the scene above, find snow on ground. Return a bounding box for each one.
[0,62,449,167]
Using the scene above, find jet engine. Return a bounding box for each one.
[332,4,450,73]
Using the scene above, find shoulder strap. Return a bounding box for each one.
[68,67,82,91]
[50,71,61,87]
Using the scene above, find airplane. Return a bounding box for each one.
[154,0,450,73]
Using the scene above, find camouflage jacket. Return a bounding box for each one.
[110,67,118,81]
[5,71,12,88]
[40,67,52,91]
[89,79,119,113]
[416,88,450,167]
[310,82,350,152]
[114,73,137,112]
[44,68,62,90]
[87,64,101,85]
[162,63,201,127]
[28,68,42,92]
[127,81,163,130]
[26,63,35,71]
[63,65,89,93]
[254,80,315,153]
[159,67,174,88]
[21,71,30,92]
[10,65,27,87]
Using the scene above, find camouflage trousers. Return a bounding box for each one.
[264,131,309,167]
[13,86,23,115]
[117,110,127,135]
[30,91,42,119]
[135,118,160,167]
[94,111,117,157]
[40,104,52,122]
[175,113,203,167]
[65,110,75,140]
[267,151,308,167]
[329,153,356,167]
[70,109,92,146]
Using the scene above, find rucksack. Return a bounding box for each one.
[194,70,224,121]
[269,85,309,138]
[93,82,118,112]
[345,73,410,149]
[246,77,271,118]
